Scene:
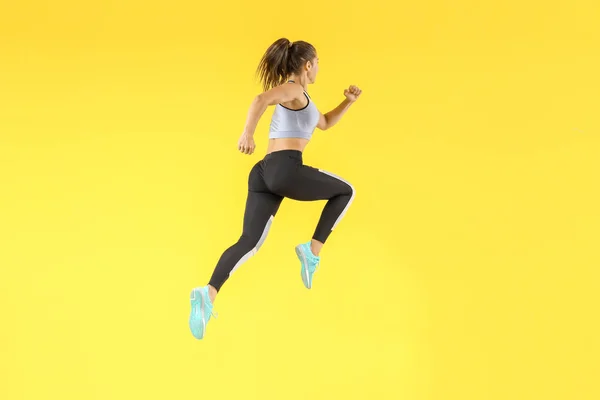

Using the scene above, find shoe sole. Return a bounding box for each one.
[295,245,312,289]
[189,288,206,339]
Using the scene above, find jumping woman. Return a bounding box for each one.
[189,38,362,339]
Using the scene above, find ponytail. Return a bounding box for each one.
[256,38,316,92]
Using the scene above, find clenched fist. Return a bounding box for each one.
[344,85,362,102]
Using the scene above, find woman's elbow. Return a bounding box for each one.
[317,114,329,130]
[247,95,268,114]
[255,93,273,107]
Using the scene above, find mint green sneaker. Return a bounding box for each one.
[189,286,217,340]
[295,242,320,289]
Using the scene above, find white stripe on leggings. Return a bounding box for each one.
[229,215,274,277]
[318,169,355,230]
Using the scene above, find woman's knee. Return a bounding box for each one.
[236,234,259,252]
[346,181,355,196]
[238,227,271,253]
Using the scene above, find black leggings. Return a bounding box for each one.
[207,150,355,291]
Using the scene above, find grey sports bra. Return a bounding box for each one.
[268,81,320,141]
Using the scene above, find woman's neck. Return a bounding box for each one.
[287,75,308,91]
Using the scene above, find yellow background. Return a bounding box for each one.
[1,1,599,399]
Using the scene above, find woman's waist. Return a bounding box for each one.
[267,137,309,154]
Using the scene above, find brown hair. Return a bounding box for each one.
[255,38,317,92]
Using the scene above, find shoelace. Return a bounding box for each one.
[309,257,320,272]
[202,289,219,319]
[300,244,320,272]
[205,302,219,319]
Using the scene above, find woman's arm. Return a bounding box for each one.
[317,98,354,130]
[317,85,362,131]
[238,83,304,155]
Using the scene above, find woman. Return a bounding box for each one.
[189,38,362,340]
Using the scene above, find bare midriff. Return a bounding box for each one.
[266,138,310,154]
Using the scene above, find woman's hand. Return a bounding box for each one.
[237,132,256,155]
[344,85,362,102]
